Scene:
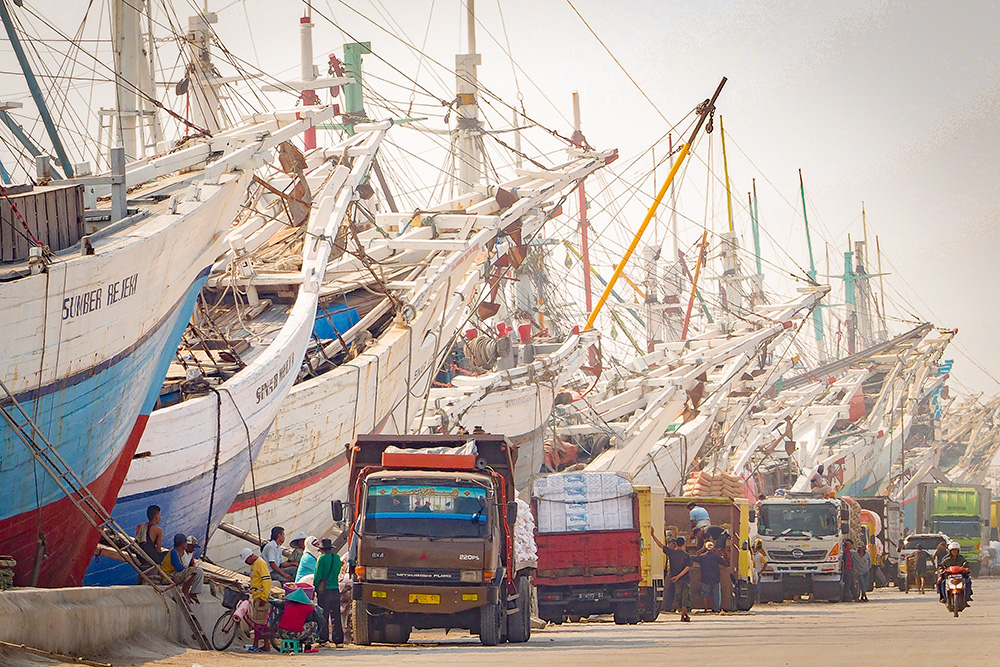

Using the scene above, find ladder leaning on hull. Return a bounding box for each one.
[0,376,211,650]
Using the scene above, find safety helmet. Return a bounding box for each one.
[947,540,961,551]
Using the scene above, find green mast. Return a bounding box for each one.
[799,169,825,359]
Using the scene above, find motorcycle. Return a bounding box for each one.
[943,565,969,617]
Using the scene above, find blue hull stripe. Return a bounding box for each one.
[1,269,211,521]
[83,428,270,586]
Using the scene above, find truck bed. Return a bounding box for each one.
[535,529,641,585]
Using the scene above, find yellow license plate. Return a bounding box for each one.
[408,593,440,605]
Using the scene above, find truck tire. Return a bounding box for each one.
[613,602,640,625]
[352,598,372,646]
[735,579,755,612]
[507,576,532,643]
[479,600,503,646]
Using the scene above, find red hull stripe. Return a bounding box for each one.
[228,455,348,513]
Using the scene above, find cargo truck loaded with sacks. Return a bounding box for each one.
[755,493,863,602]
[337,434,534,646]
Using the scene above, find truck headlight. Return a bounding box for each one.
[460,570,482,583]
[367,567,388,581]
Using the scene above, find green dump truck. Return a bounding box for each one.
[915,483,990,577]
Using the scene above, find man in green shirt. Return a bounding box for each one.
[314,538,344,647]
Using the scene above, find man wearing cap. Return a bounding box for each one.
[161,533,203,603]
[314,538,344,647]
[692,541,728,613]
[242,547,272,651]
[288,532,308,571]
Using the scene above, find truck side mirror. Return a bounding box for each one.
[841,524,849,535]
[741,540,749,551]
[748,509,756,523]
[506,502,518,524]
[331,499,344,522]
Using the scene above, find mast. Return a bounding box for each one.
[586,78,727,330]
[843,241,856,355]
[184,8,223,135]
[749,179,764,301]
[455,0,481,189]
[799,169,826,360]
[573,92,593,313]
[300,6,318,150]
[0,0,74,176]
[718,115,742,314]
[113,0,142,159]
[876,234,888,341]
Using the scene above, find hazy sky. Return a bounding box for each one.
[3,0,997,394]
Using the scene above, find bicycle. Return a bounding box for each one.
[211,587,284,651]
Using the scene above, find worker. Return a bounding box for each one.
[693,541,729,613]
[276,588,323,652]
[913,545,931,594]
[314,538,344,647]
[933,541,949,570]
[295,536,321,582]
[841,538,857,601]
[242,547,273,652]
[687,502,711,530]
[752,540,767,599]
[135,505,163,565]
[854,544,871,602]
[652,532,692,622]
[262,526,295,582]
[160,533,203,604]
[809,465,832,496]
[288,532,308,569]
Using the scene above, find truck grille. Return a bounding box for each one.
[387,568,462,583]
[767,549,828,562]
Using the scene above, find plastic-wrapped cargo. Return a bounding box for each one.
[513,495,537,569]
[533,471,634,533]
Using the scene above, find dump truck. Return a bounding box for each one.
[532,472,664,624]
[855,496,903,587]
[914,483,990,576]
[337,434,532,646]
[664,496,755,611]
[755,493,862,602]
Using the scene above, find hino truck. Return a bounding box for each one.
[337,434,532,646]
[755,493,862,602]
[914,483,991,576]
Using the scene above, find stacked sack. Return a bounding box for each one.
[682,469,745,498]
[0,555,14,591]
[513,496,538,570]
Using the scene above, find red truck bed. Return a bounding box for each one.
[535,529,641,585]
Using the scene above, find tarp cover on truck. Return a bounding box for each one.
[533,472,634,533]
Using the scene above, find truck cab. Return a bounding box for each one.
[342,434,532,646]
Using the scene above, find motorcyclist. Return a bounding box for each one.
[938,540,973,603]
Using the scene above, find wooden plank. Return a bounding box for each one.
[15,191,31,258]
[0,200,11,262]
[55,186,70,250]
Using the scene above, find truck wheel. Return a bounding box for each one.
[613,602,640,625]
[640,604,660,623]
[507,576,532,643]
[352,598,372,646]
[735,580,755,612]
[479,600,503,646]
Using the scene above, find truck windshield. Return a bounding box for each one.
[931,519,980,538]
[758,503,838,537]
[904,536,946,551]
[364,483,489,538]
